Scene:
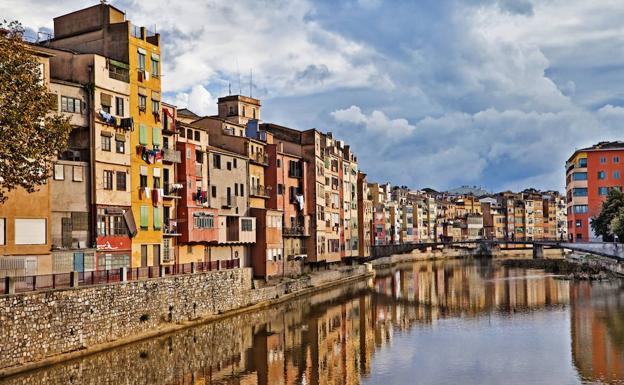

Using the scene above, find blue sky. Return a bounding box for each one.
[4,0,624,192]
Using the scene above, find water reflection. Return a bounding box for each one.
[3,259,624,385]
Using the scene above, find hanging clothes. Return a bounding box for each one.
[98,110,116,125]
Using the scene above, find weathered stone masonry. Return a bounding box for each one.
[0,265,366,372]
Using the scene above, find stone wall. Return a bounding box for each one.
[0,265,369,374]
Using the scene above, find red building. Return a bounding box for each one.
[566,142,624,242]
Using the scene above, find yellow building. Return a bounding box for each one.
[50,4,163,267]
[128,27,163,267]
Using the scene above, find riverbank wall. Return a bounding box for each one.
[371,247,566,268]
[0,265,368,377]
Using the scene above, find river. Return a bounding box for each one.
[3,258,624,385]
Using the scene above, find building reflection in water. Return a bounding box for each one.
[570,280,624,384]
[5,259,624,385]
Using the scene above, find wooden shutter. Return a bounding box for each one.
[153,207,161,229]
[140,206,149,228]
[139,124,147,145]
[124,210,138,237]
[152,127,161,146]
[100,93,112,107]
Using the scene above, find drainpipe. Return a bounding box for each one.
[87,65,97,266]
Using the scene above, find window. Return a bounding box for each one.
[193,214,214,229]
[187,129,193,139]
[153,207,161,230]
[211,185,217,198]
[598,171,606,180]
[240,183,244,196]
[101,134,111,151]
[152,127,161,146]
[195,150,203,164]
[573,172,588,181]
[233,158,237,168]
[153,176,160,189]
[116,171,126,191]
[576,220,583,228]
[151,55,159,77]
[14,219,46,245]
[73,166,83,182]
[116,139,125,153]
[614,156,620,164]
[277,184,284,194]
[573,205,588,214]
[277,159,281,168]
[194,130,200,141]
[242,219,253,231]
[103,170,114,190]
[96,209,128,237]
[213,154,221,169]
[180,126,185,138]
[54,164,64,180]
[138,95,147,111]
[138,51,146,71]
[615,171,621,179]
[139,124,148,145]
[115,97,124,116]
[140,174,148,188]
[61,96,81,113]
[0,218,4,245]
[152,99,159,115]
[579,158,587,167]
[600,157,607,164]
[599,187,609,196]
[140,206,149,229]
[227,162,232,170]
[572,188,588,197]
[235,183,239,196]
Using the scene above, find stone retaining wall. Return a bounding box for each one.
[0,265,366,373]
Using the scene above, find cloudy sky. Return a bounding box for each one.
[4,0,624,192]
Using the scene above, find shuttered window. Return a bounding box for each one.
[152,127,161,146]
[153,207,161,230]
[139,124,148,145]
[140,206,149,229]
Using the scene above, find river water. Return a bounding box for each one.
[3,258,624,385]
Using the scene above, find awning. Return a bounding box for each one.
[151,91,160,101]
[109,58,129,69]
[100,93,112,106]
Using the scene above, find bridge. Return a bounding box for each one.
[370,240,624,262]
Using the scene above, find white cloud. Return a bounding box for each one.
[171,85,217,116]
[331,106,415,138]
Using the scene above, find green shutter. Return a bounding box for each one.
[139,124,148,145]
[153,207,161,229]
[140,206,149,228]
[152,127,161,146]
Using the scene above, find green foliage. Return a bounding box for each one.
[0,20,71,203]
[590,189,624,241]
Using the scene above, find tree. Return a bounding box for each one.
[590,189,624,241]
[0,21,71,203]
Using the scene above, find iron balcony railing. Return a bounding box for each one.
[250,185,270,198]
[249,152,269,165]
[283,226,308,236]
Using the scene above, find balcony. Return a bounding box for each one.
[249,152,269,166]
[250,185,270,198]
[163,183,183,199]
[163,220,181,237]
[283,226,309,237]
[285,246,307,258]
[162,149,181,164]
